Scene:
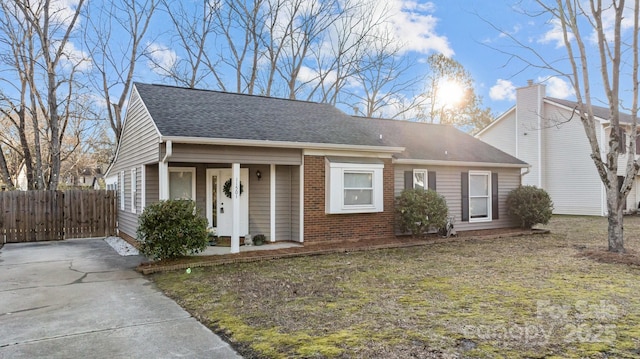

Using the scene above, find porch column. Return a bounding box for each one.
[299,162,304,243]
[159,140,172,200]
[270,164,276,242]
[159,161,169,200]
[231,162,240,254]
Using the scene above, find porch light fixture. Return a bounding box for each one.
[256,170,262,180]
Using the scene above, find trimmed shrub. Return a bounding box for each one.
[506,185,554,229]
[396,188,448,237]
[137,200,209,260]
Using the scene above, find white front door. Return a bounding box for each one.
[206,168,249,236]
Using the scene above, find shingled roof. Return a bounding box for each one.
[367,118,527,165]
[546,97,638,124]
[134,83,527,166]
[135,83,387,147]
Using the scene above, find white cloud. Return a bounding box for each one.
[589,4,635,44]
[147,42,177,76]
[60,41,92,71]
[538,76,574,99]
[538,18,573,48]
[489,79,516,101]
[385,0,453,56]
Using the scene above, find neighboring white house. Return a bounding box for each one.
[477,81,640,216]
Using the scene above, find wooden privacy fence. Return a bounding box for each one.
[0,190,117,243]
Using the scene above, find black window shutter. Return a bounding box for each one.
[428,171,436,191]
[404,171,413,190]
[461,172,469,222]
[492,172,499,220]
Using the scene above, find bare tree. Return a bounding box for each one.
[302,0,388,105]
[497,1,639,252]
[86,0,157,143]
[418,54,493,132]
[16,0,87,190]
[346,31,425,119]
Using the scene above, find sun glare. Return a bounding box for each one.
[438,80,465,109]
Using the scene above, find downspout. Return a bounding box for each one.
[163,140,173,163]
[521,165,531,184]
[159,140,172,200]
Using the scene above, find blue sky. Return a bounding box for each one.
[2,0,613,121]
[137,0,584,117]
[416,1,578,115]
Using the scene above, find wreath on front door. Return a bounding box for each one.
[223,178,244,198]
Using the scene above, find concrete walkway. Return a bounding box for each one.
[0,238,241,359]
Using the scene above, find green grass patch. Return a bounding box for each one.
[152,215,640,358]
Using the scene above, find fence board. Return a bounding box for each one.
[0,190,117,243]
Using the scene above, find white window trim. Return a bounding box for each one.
[343,170,375,208]
[412,169,428,190]
[130,168,137,214]
[326,161,384,214]
[469,170,492,223]
[119,171,125,211]
[169,167,197,200]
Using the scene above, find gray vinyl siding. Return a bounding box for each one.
[168,144,302,165]
[145,164,159,205]
[477,110,517,156]
[107,87,161,238]
[276,166,293,240]
[394,164,521,231]
[248,164,271,239]
[542,105,604,215]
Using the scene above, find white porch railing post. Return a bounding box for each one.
[159,161,169,200]
[270,164,276,242]
[231,163,240,253]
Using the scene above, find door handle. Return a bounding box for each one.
[220,207,224,213]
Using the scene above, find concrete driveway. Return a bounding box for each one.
[0,238,241,359]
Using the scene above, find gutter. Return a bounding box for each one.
[162,140,172,163]
[160,136,405,154]
[393,158,529,169]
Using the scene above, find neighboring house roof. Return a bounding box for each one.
[132,83,527,167]
[545,97,637,124]
[477,96,639,138]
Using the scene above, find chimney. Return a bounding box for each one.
[527,79,534,86]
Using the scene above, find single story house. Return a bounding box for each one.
[476,81,639,216]
[105,83,529,253]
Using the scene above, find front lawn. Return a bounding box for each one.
[152,216,640,358]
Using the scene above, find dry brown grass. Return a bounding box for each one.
[152,215,640,358]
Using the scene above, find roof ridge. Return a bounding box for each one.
[350,115,454,127]
[134,82,335,107]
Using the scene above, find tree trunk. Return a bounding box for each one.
[606,186,625,253]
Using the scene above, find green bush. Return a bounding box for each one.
[137,200,209,260]
[396,188,448,237]
[506,185,554,229]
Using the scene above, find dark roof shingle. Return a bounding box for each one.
[546,97,638,123]
[134,83,527,166]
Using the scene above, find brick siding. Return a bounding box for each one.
[303,155,395,242]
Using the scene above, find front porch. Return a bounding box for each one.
[198,240,303,255]
[149,143,304,254]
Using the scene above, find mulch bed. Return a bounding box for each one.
[575,247,640,266]
[137,227,547,274]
